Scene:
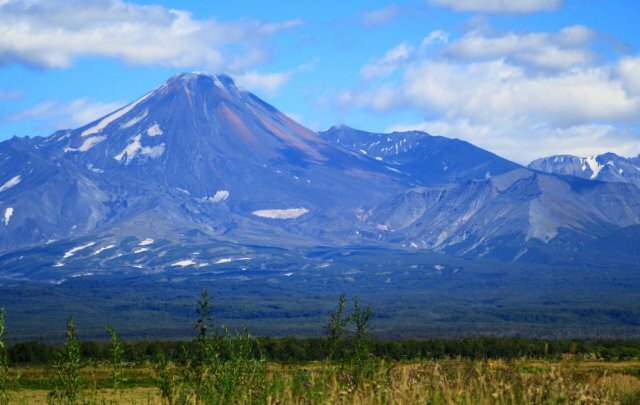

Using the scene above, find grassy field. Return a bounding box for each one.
[4,358,640,404]
[2,291,640,404]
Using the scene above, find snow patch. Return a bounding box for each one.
[120,110,148,129]
[203,190,229,203]
[141,144,165,158]
[87,163,104,173]
[171,259,196,267]
[139,238,154,246]
[114,135,142,163]
[3,207,13,226]
[146,123,164,136]
[252,208,309,219]
[0,175,21,193]
[585,156,603,179]
[81,92,152,137]
[93,244,115,255]
[64,135,106,153]
[71,272,94,278]
[63,242,96,259]
[114,135,165,163]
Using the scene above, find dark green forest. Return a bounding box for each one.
[7,336,640,366]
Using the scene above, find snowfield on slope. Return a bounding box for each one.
[251,208,309,219]
[63,242,96,259]
[0,175,21,193]
[3,207,13,226]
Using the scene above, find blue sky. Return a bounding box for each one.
[0,0,638,163]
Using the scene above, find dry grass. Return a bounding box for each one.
[8,387,160,404]
[6,358,640,404]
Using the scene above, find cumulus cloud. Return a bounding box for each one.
[444,25,596,70]
[428,0,563,14]
[345,27,640,163]
[6,98,124,131]
[397,59,639,127]
[362,4,402,27]
[0,0,301,70]
[616,56,640,96]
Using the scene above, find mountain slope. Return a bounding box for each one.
[364,168,640,262]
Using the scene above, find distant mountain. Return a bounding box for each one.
[320,125,521,185]
[1,72,640,277]
[321,127,640,262]
[528,153,640,188]
[366,169,640,262]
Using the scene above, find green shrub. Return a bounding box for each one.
[48,318,82,404]
[0,309,9,405]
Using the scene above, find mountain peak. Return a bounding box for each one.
[166,72,238,94]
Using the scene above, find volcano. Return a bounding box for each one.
[1,72,639,274]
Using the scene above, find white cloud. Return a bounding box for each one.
[360,30,448,79]
[397,59,639,127]
[616,56,640,96]
[428,0,563,14]
[7,98,124,130]
[0,0,301,70]
[362,4,402,27]
[235,61,317,96]
[235,71,295,96]
[360,43,414,79]
[444,25,596,70]
[422,30,450,47]
[345,26,640,163]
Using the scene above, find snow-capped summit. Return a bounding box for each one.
[0,72,403,249]
[528,152,640,188]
